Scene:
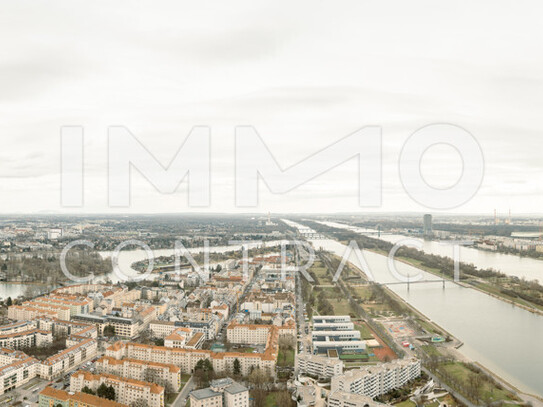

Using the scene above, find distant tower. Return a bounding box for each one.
[423,214,433,236]
[265,212,273,226]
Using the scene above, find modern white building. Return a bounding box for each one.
[312,339,366,354]
[296,353,344,378]
[189,378,249,407]
[313,316,352,324]
[311,315,365,355]
[312,330,361,341]
[331,358,421,399]
[328,390,389,407]
[313,321,355,331]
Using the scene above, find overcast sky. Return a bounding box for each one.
[0,0,542,214]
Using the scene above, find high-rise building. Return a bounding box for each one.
[423,214,432,236]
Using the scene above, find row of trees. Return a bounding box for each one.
[82,383,116,400]
[309,221,543,307]
[0,250,112,284]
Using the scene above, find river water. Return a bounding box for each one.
[0,240,286,298]
[322,221,543,282]
[288,220,543,397]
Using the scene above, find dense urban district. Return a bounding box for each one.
[0,214,541,407]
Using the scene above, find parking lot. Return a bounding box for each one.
[0,355,101,407]
[0,377,50,407]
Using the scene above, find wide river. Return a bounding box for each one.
[322,221,543,282]
[288,220,543,397]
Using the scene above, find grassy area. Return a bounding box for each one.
[165,392,179,406]
[416,318,442,335]
[310,261,334,284]
[339,353,369,361]
[394,253,543,313]
[437,362,518,404]
[351,285,373,300]
[354,322,374,339]
[264,393,277,407]
[420,344,442,358]
[277,347,295,367]
[394,400,416,407]
[471,281,543,312]
[328,298,356,315]
[181,373,191,383]
[233,346,255,353]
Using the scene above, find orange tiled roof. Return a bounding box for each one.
[40,387,128,407]
[72,371,164,394]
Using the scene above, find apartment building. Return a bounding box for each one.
[72,313,142,339]
[296,353,344,378]
[150,319,219,340]
[51,283,115,296]
[106,336,278,377]
[312,330,361,341]
[0,328,52,349]
[149,321,178,338]
[32,295,93,316]
[70,371,164,407]
[39,336,97,379]
[226,323,270,344]
[312,339,366,355]
[164,327,205,349]
[0,348,39,394]
[331,359,421,399]
[328,390,389,407]
[313,321,355,331]
[311,315,365,355]
[96,356,181,390]
[52,284,140,305]
[189,378,249,407]
[0,321,35,335]
[39,387,128,407]
[313,316,352,324]
[226,321,296,345]
[8,303,70,321]
[240,292,295,313]
[8,294,94,323]
[0,321,52,349]
[38,318,98,339]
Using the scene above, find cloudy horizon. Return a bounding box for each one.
[1,1,542,214]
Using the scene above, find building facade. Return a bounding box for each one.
[70,371,164,407]
[296,353,344,378]
[331,359,421,399]
[96,356,181,391]
[189,378,249,407]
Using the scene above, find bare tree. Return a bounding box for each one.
[130,399,149,407]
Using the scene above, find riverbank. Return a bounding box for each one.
[345,253,543,405]
[386,251,543,317]
[335,238,543,317]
